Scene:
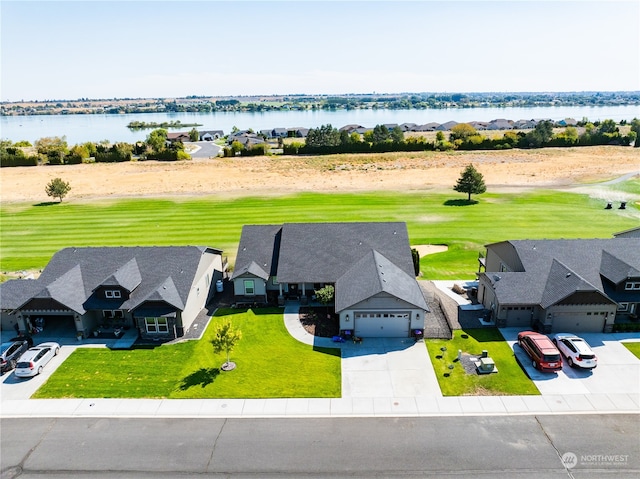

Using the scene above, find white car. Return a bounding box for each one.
[14,342,60,378]
[552,334,597,369]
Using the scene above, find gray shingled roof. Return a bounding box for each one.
[335,250,428,312]
[98,257,142,292]
[487,239,640,306]
[276,222,413,283]
[231,225,282,280]
[0,246,220,314]
[614,227,640,238]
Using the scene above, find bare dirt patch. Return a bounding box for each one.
[1,146,638,203]
[413,244,449,256]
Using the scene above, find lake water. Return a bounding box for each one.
[1,105,638,145]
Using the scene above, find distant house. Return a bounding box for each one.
[287,127,309,138]
[468,121,488,131]
[199,130,224,141]
[557,118,578,127]
[487,119,514,130]
[383,123,399,131]
[0,247,225,342]
[399,123,418,132]
[272,128,288,138]
[513,119,537,130]
[477,239,640,333]
[231,222,428,338]
[339,124,365,134]
[414,122,440,132]
[166,132,191,143]
[227,132,266,147]
[436,121,458,131]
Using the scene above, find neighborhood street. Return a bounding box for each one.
[2,414,639,478]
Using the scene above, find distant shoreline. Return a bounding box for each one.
[2,91,638,117]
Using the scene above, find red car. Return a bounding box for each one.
[517,331,562,372]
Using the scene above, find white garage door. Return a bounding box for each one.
[354,312,410,338]
[552,313,604,333]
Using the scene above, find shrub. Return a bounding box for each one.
[0,147,38,167]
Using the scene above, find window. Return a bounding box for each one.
[105,290,121,299]
[618,303,630,312]
[157,318,168,333]
[244,280,255,296]
[103,310,123,319]
[625,281,640,290]
[145,317,169,334]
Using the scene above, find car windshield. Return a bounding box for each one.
[579,354,596,360]
[16,361,31,368]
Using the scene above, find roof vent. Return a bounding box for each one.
[566,273,572,278]
[493,275,501,281]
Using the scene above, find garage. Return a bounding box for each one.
[25,314,77,338]
[551,313,605,333]
[354,312,410,338]
[504,306,533,328]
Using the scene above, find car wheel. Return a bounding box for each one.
[54,347,60,355]
[9,360,16,370]
[568,357,574,368]
[37,366,43,375]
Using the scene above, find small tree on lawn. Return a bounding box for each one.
[45,177,71,202]
[315,284,335,316]
[453,164,486,202]
[211,319,242,371]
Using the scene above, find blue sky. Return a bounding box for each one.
[1,0,639,101]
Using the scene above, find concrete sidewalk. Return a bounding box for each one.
[2,392,638,418]
[1,305,639,419]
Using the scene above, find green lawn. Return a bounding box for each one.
[623,342,640,360]
[33,308,341,399]
[425,329,540,396]
[2,185,638,277]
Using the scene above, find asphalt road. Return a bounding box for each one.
[188,141,222,158]
[1,414,638,478]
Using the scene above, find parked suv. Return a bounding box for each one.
[517,331,562,372]
[552,333,598,369]
[1,339,30,374]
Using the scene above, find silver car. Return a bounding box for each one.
[14,342,60,378]
[552,333,597,369]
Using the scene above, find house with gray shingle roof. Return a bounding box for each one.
[199,130,224,141]
[0,246,225,342]
[477,239,640,332]
[231,222,428,338]
[614,227,640,238]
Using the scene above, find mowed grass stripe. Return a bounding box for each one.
[2,188,638,275]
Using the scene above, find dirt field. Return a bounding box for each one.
[1,146,638,203]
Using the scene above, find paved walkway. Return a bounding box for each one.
[1,305,639,418]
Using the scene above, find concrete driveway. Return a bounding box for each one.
[0,345,76,400]
[340,338,441,399]
[501,328,640,396]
